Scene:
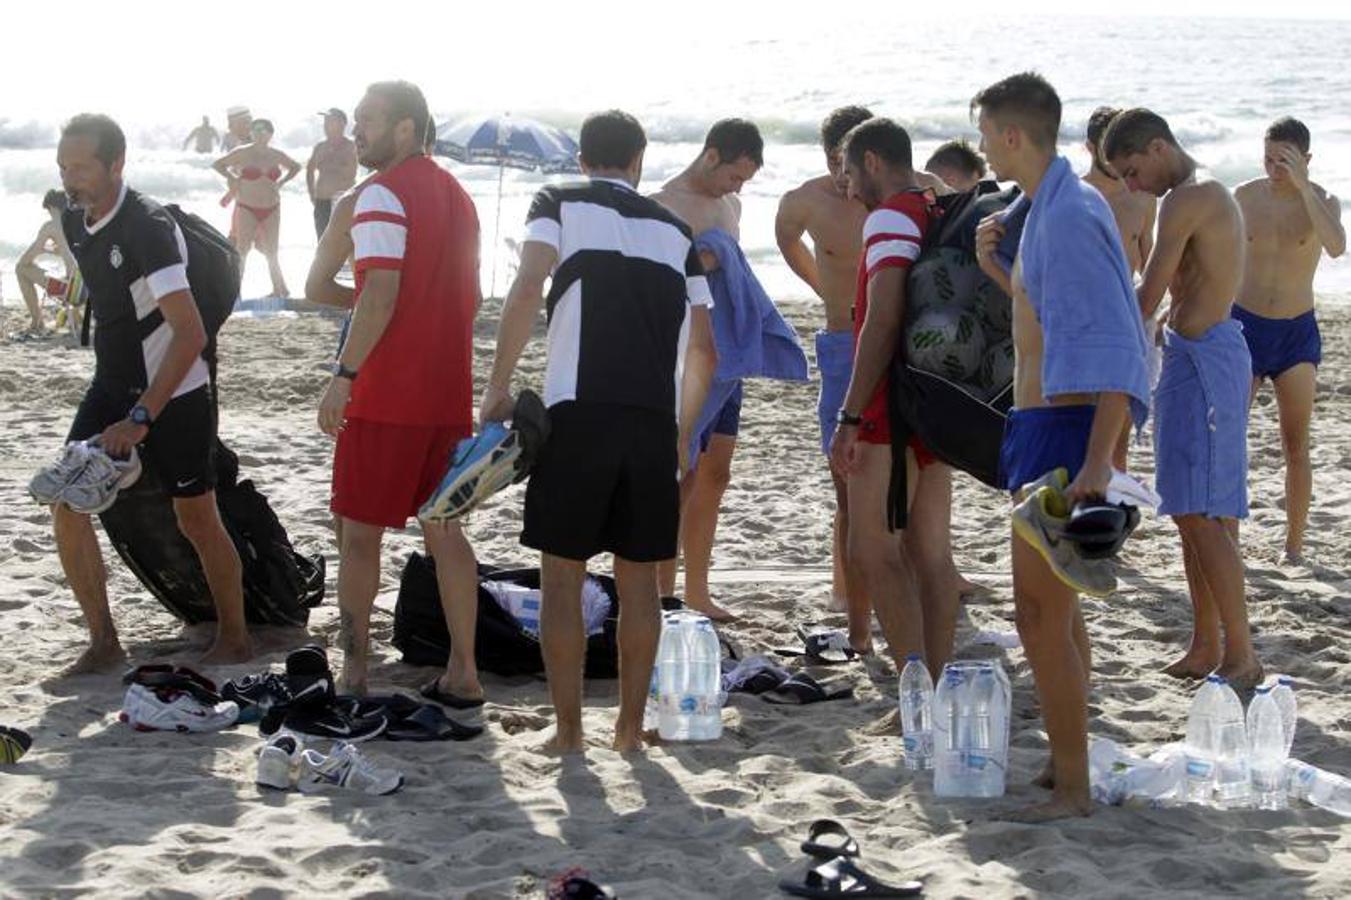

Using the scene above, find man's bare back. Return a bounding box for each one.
[1236,177,1340,318]
[1084,170,1156,275]
[1151,179,1244,338]
[775,174,866,331]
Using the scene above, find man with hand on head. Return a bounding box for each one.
[1104,109,1262,689]
[481,110,717,754]
[1233,116,1345,565]
[307,108,359,239]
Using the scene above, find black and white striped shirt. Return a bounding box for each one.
[524,177,712,418]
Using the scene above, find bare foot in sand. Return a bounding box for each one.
[1280,549,1306,567]
[198,636,254,667]
[545,729,585,755]
[1032,758,1055,790]
[612,727,655,753]
[958,577,990,599]
[59,641,126,677]
[1217,658,1264,691]
[1162,650,1219,680]
[684,597,737,623]
[1001,796,1093,823]
[337,663,367,698]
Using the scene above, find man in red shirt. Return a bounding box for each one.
[317,81,483,703]
[830,118,956,673]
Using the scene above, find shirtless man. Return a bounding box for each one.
[779,108,973,650]
[1233,117,1345,564]
[307,108,359,239]
[974,73,1151,821]
[183,116,219,154]
[14,190,76,333]
[221,106,252,152]
[1104,108,1263,688]
[925,139,986,192]
[1085,106,1158,471]
[652,119,762,622]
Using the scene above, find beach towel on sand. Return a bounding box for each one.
[1154,319,1251,519]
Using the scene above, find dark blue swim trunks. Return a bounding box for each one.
[998,404,1095,493]
[1231,305,1321,380]
[698,381,743,452]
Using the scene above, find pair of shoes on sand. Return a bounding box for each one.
[256,732,404,795]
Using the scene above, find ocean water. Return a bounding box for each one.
[2,15,1348,306]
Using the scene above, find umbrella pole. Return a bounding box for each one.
[490,163,505,299]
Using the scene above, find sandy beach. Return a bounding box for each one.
[1,298,1349,899]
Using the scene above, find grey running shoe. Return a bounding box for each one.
[1012,482,1118,598]
[296,741,403,796]
[256,732,302,791]
[28,441,95,505]
[60,446,142,514]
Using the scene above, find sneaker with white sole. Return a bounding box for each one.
[60,445,142,514]
[296,742,403,796]
[1012,483,1118,598]
[418,422,522,523]
[256,733,303,790]
[28,441,96,505]
[119,683,240,733]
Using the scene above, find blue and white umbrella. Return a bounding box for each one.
[435,115,581,298]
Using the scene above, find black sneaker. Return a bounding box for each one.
[282,702,387,743]
[222,672,291,713]
[286,644,335,708]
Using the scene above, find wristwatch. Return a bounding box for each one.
[331,362,359,381]
[836,409,863,427]
[129,404,154,427]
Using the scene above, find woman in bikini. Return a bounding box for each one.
[213,119,301,297]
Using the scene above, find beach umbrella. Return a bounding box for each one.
[434,114,581,296]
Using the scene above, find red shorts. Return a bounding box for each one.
[857,377,935,467]
[331,418,471,528]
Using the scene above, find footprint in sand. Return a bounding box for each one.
[495,710,551,734]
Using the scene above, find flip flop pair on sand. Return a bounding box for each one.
[780,819,923,898]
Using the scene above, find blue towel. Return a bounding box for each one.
[994,194,1029,275]
[1019,157,1151,428]
[1154,320,1251,519]
[695,228,810,383]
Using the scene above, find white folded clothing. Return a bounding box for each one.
[482,576,611,638]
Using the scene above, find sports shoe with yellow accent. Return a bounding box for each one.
[1012,471,1117,598]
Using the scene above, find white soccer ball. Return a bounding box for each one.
[979,337,1016,395]
[908,247,985,320]
[905,307,986,382]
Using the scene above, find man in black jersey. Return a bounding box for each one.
[52,114,251,674]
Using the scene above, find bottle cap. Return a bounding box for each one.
[1206,674,1225,684]
[1254,684,1272,694]
[905,652,922,662]
[1277,675,1294,686]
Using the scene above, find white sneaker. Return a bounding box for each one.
[119,683,239,733]
[61,445,142,514]
[29,441,95,504]
[256,732,303,790]
[296,742,404,796]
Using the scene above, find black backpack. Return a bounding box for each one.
[393,554,623,679]
[886,183,1021,529]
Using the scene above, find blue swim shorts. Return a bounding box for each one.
[1231,305,1321,380]
[998,404,1095,494]
[815,330,854,456]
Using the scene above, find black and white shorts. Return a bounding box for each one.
[522,401,679,563]
[67,381,217,498]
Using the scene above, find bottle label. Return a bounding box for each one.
[903,736,917,752]
[1186,759,1213,778]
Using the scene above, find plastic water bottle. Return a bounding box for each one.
[1088,738,1186,806]
[1246,685,1288,810]
[656,612,722,741]
[933,661,1008,798]
[1183,676,1222,804]
[898,654,934,771]
[1212,678,1251,808]
[1268,675,1297,757]
[1285,760,1351,817]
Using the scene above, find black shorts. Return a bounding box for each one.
[67,382,218,497]
[522,401,679,562]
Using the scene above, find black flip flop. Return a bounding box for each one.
[800,819,860,860]
[420,679,486,710]
[385,704,484,742]
[780,856,922,898]
[762,673,854,706]
[775,626,858,665]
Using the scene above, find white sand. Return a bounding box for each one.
[1,300,1349,898]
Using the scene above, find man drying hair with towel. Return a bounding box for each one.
[1104,109,1264,691]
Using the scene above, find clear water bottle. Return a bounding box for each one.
[1183,675,1222,804]
[1246,685,1288,810]
[898,654,934,771]
[1285,760,1351,817]
[1089,738,1186,806]
[1212,678,1251,808]
[1269,675,1297,757]
[933,661,1008,798]
[656,612,722,741]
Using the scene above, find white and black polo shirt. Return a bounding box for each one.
[524,177,712,418]
[62,184,208,399]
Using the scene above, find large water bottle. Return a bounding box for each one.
[1213,678,1251,808]
[1285,760,1351,817]
[656,612,722,741]
[933,661,1008,798]
[898,654,934,771]
[1183,675,1222,804]
[1089,739,1186,806]
[1246,685,1287,810]
[1268,675,1297,757]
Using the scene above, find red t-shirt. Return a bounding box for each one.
[853,190,930,443]
[348,156,479,426]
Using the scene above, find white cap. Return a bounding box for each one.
[226,106,250,119]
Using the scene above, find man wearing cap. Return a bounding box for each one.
[222,106,252,152]
[307,109,359,238]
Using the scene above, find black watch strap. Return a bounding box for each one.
[836,409,863,426]
[129,404,154,427]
